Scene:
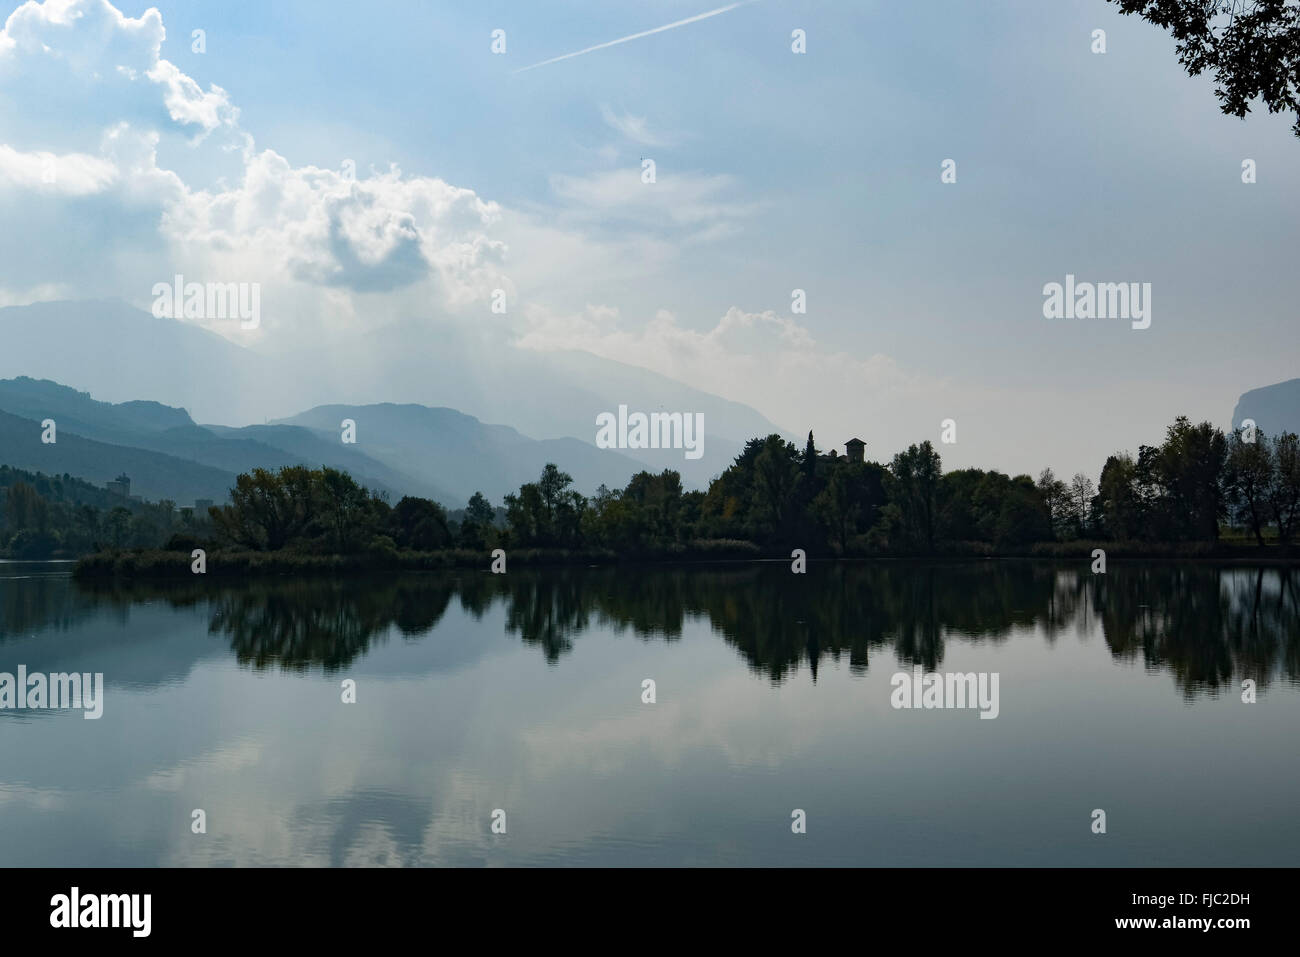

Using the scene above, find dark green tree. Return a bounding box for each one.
[390,496,452,550]
[752,435,801,536]
[1155,417,1226,541]
[1097,453,1143,540]
[538,464,574,523]
[459,491,496,549]
[1225,426,1273,544]
[889,441,942,551]
[1109,0,1300,136]
[317,467,374,552]
[812,462,867,551]
[1266,432,1300,543]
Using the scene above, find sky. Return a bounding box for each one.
[0,0,1297,480]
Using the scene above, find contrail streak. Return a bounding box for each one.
[513,1,758,74]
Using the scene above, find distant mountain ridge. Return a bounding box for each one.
[0,377,690,508]
[272,403,651,504]
[0,377,191,434]
[0,377,454,504]
[1233,379,1300,437]
[0,299,784,487]
[0,407,236,503]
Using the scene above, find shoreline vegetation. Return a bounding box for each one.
[71,540,1300,580]
[56,413,1300,578]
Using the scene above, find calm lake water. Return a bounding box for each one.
[1,560,1297,867]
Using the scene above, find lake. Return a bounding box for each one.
[1,560,1297,866]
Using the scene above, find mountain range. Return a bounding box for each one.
[0,299,781,488]
[7,300,1286,509]
[0,377,661,506]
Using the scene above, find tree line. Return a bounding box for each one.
[186,415,1300,557]
[0,465,206,558]
[10,414,1299,561]
[484,416,1298,555]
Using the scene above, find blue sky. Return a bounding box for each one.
[1,0,1297,478]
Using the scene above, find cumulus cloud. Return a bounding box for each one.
[0,0,770,347]
[0,0,518,337]
[0,0,237,141]
[163,153,506,302]
[0,143,117,193]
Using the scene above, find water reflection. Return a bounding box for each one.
[3,560,1300,867]
[7,562,1292,697]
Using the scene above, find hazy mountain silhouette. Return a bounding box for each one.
[0,300,780,486]
[274,403,653,504]
[0,407,236,503]
[0,377,455,505]
[0,376,191,434]
[198,422,453,502]
[1233,379,1300,436]
[275,317,765,487]
[0,378,682,507]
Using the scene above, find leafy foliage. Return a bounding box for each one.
[1110,0,1300,135]
[19,417,1300,562]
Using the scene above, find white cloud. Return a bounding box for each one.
[164,153,506,302]
[145,58,237,135]
[599,105,667,146]
[549,167,756,242]
[0,0,237,139]
[0,0,749,346]
[0,143,117,193]
[0,0,521,338]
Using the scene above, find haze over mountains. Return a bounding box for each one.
[3,301,1291,510]
[0,376,661,505]
[272,403,647,504]
[0,299,778,488]
[0,376,452,502]
[0,405,235,504]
